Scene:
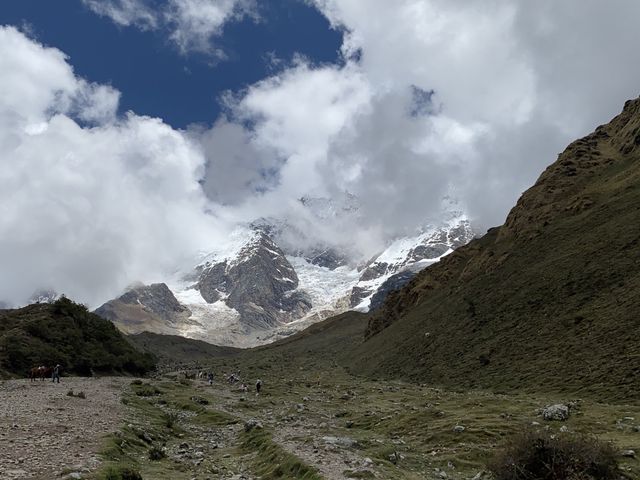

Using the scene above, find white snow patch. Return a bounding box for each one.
[287,256,360,315]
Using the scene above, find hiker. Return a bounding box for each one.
[240,383,248,393]
[52,364,61,383]
[207,372,214,385]
[256,379,262,395]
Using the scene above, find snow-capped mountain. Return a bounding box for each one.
[96,200,475,347]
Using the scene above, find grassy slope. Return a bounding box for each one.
[128,331,240,364]
[239,311,369,368]
[0,297,155,377]
[345,98,640,401]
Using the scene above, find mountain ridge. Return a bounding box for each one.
[345,97,640,401]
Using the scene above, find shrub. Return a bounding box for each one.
[487,429,621,480]
[148,445,166,461]
[133,384,161,397]
[163,411,179,429]
[102,465,143,480]
[66,389,86,399]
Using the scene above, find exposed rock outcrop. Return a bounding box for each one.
[95,283,191,335]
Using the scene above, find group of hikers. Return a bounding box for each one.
[29,364,62,383]
[197,369,262,394]
[29,363,263,394]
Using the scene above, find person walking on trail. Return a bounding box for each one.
[52,364,61,383]
[255,379,262,395]
[207,372,214,385]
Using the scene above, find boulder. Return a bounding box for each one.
[542,404,570,421]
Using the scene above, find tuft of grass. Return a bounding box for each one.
[487,429,622,480]
[100,465,143,480]
[242,428,322,479]
[162,411,179,430]
[66,389,86,399]
[344,470,375,479]
[148,445,166,461]
[132,383,161,397]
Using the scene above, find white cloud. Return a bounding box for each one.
[6,1,640,304]
[82,0,257,56]
[82,0,158,30]
[0,26,223,306]
[166,0,257,55]
[200,0,640,244]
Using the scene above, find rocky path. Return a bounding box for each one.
[0,377,127,480]
[195,380,378,479]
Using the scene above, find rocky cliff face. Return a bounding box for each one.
[95,283,192,335]
[349,218,475,309]
[195,232,312,330]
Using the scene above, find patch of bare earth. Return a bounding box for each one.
[0,377,127,480]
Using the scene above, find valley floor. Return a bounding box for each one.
[3,367,638,479]
[0,377,127,480]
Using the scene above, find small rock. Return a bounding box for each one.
[470,471,491,480]
[542,404,570,421]
[621,449,636,458]
[322,436,357,447]
[453,425,466,433]
[559,426,569,433]
[434,468,448,479]
[244,419,263,432]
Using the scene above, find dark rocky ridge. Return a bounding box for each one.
[196,232,312,331]
[349,220,475,308]
[95,283,191,335]
[367,271,415,312]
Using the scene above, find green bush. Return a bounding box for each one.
[487,429,622,480]
[0,297,156,377]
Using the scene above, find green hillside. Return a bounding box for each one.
[0,297,155,378]
[344,98,640,401]
[129,331,240,364]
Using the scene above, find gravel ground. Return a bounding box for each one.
[0,377,127,480]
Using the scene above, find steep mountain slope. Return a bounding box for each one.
[346,98,640,401]
[0,297,155,378]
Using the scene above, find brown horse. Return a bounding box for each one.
[29,366,53,381]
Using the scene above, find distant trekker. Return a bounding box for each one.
[207,372,214,385]
[256,379,262,395]
[52,364,61,383]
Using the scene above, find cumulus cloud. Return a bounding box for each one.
[6,2,640,305]
[0,26,224,307]
[82,0,257,56]
[82,0,158,29]
[200,0,640,246]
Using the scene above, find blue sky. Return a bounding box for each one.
[0,0,342,128]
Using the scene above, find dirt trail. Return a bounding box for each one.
[195,380,374,479]
[0,377,127,480]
